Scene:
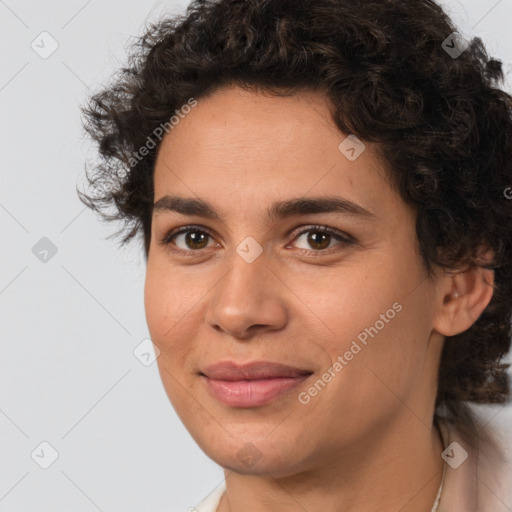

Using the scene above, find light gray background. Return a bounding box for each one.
[1,1,511,511]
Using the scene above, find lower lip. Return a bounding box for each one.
[202,375,311,407]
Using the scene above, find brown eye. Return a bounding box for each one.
[306,231,331,250]
[293,226,353,253]
[181,230,209,250]
[163,227,214,251]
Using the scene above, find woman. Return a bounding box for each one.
[79,0,512,510]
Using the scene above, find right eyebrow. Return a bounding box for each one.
[152,195,222,221]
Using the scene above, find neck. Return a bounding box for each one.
[217,415,445,512]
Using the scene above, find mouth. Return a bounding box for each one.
[199,361,313,407]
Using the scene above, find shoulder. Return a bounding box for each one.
[437,406,512,512]
[181,481,226,512]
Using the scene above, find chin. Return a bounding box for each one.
[191,427,310,476]
[212,450,306,477]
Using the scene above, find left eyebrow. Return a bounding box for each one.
[268,196,376,222]
[152,195,377,222]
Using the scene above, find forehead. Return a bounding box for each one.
[152,86,400,221]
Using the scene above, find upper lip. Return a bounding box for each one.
[200,361,313,381]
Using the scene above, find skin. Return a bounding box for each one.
[144,85,494,512]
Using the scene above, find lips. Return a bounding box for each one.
[200,361,313,407]
[200,361,313,380]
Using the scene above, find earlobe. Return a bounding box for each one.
[433,262,495,337]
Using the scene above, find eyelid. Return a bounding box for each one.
[288,224,355,244]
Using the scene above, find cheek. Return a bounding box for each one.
[144,265,200,410]
[144,262,209,387]
[307,309,428,439]
[314,258,430,394]
[144,270,170,340]
[308,268,396,349]
[144,261,193,341]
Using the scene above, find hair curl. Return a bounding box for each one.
[79,0,512,428]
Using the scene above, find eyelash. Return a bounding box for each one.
[159,224,356,258]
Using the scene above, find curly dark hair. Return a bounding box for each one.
[79,0,512,428]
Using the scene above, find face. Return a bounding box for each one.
[144,85,445,476]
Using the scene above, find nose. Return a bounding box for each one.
[204,247,288,340]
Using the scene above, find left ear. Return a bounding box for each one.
[432,248,495,337]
